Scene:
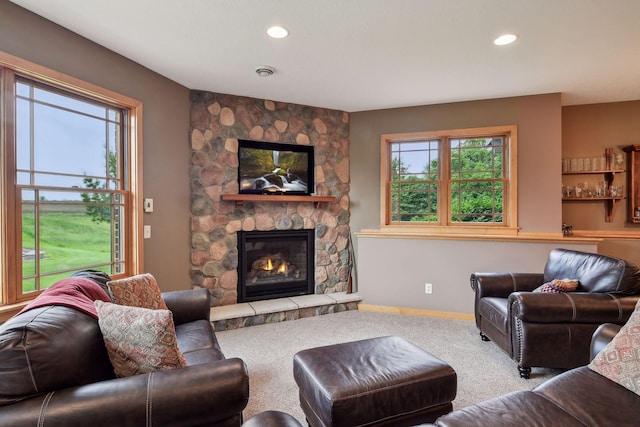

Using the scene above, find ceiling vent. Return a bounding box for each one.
[255,65,275,77]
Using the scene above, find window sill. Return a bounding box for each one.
[0,302,30,323]
[570,230,640,240]
[356,228,602,244]
[379,224,520,236]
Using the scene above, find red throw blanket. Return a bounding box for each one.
[18,277,112,319]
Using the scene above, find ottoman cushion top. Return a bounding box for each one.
[294,336,457,426]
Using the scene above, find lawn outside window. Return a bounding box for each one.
[0,52,143,314]
[380,125,518,235]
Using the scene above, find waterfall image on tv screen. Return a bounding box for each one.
[238,140,314,195]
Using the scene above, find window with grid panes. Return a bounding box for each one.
[381,126,517,232]
[16,79,127,293]
[0,52,143,313]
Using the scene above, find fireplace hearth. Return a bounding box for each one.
[237,229,314,303]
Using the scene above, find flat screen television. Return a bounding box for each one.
[238,139,314,195]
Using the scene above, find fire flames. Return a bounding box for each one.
[263,258,288,275]
[278,262,287,274]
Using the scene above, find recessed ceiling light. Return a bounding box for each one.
[267,26,289,39]
[494,34,518,46]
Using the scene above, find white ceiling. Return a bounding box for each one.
[10,0,640,112]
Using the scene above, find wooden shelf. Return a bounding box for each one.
[221,194,336,205]
[562,197,624,201]
[562,170,625,175]
[562,156,626,222]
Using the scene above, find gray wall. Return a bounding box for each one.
[350,94,573,314]
[350,93,563,235]
[0,1,191,291]
[356,237,596,314]
[562,101,640,231]
[562,101,640,266]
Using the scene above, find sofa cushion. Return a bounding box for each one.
[175,320,226,364]
[0,306,115,406]
[588,299,640,395]
[478,297,509,334]
[435,366,640,426]
[544,248,640,294]
[107,273,168,309]
[432,390,584,427]
[95,301,187,377]
[534,366,640,426]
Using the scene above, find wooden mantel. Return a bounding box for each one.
[221,194,336,205]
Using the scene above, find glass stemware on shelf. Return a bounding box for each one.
[562,153,624,173]
[562,181,623,199]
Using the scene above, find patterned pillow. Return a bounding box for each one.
[107,273,168,309]
[94,300,187,377]
[589,299,640,395]
[533,278,579,293]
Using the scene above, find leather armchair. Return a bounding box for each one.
[472,248,640,378]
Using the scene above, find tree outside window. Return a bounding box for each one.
[381,126,517,233]
[449,137,505,223]
[0,53,142,313]
[15,79,126,293]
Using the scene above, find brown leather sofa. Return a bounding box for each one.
[472,248,640,378]
[0,284,249,426]
[430,323,640,426]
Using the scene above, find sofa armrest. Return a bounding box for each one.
[0,358,249,427]
[163,288,211,324]
[590,323,622,361]
[509,292,638,324]
[471,272,544,298]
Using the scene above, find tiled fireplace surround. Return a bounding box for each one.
[189,92,360,330]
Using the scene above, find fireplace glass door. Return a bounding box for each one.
[237,229,314,302]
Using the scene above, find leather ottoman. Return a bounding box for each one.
[293,336,457,427]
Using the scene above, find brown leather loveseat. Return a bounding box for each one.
[471,248,640,378]
[0,275,249,426]
[430,322,640,426]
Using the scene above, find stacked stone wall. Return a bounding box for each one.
[189,91,350,306]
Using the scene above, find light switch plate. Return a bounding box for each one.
[143,225,151,239]
[144,198,153,213]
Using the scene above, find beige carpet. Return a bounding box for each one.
[216,310,562,424]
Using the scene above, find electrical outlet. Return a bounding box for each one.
[424,283,433,294]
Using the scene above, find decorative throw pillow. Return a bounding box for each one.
[589,299,640,396]
[94,300,187,377]
[107,273,168,309]
[533,278,579,293]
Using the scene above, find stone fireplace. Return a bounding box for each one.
[237,229,314,302]
[189,91,351,307]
